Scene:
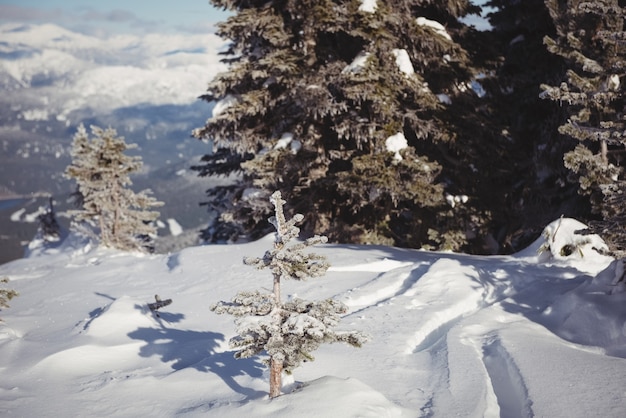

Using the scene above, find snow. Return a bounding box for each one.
[167,219,183,237]
[385,132,408,161]
[20,108,49,121]
[212,95,237,118]
[342,51,370,74]
[1,218,626,417]
[437,93,452,104]
[608,74,620,91]
[273,133,300,153]
[0,23,227,118]
[392,49,415,76]
[358,0,378,14]
[416,17,452,41]
[445,194,468,208]
[9,208,25,222]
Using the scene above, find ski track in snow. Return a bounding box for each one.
[333,250,609,417]
[481,336,533,418]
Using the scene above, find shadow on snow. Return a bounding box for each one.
[127,306,265,399]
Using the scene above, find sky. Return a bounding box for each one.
[0,1,491,35]
[0,0,231,35]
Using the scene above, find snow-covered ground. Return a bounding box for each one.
[1,218,625,417]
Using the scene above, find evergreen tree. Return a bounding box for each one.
[0,277,18,320]
[540,0,626,258]
[480,0,589,251]
[211,191,367,398]
[193,0,493,252]
[64,125,163,252]
[36,197,61,243]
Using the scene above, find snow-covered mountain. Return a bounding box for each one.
[0,22,228,263]
[0,218,625,416]
[0,23,226,116]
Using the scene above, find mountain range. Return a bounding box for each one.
[0,22,228,264]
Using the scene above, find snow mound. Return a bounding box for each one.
[542,260,626,357]
[33,341,145,377]
[539,218,608,259]
[82,295,155,341]
[209,376,413,417]
[516,218,611,268]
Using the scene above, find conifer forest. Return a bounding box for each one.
[191,0,626,258]
[3,1,626,415]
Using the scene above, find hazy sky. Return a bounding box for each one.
[0,1,490,35]
[0,0,231,35]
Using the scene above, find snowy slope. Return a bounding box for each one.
[1,218,625,417]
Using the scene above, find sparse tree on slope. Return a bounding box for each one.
[64,125,163,252]
[36,197,61,243]
[0,277,18,320]
[211,191,368,398]
[540,0,626,260]
[193,0,491,251]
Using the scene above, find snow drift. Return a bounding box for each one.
[0,218,625,417]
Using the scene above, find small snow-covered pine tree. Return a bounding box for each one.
[64,124,163,252]
[211,191,368,398]
[0,277,18,320]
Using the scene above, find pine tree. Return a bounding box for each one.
[36,197,61,243]
[480,0,590,251]
[540,0,626,258]
[64,125,163,252]
[0,277,18,320]
[211,191,368,398]
[193,0,492,252]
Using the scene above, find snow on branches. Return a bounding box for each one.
[211,191,368,398]
[64,124,163,252]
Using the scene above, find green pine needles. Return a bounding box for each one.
[211,191,368,398]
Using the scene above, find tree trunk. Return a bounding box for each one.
[601,139,608,165]
[269,356,282,398]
